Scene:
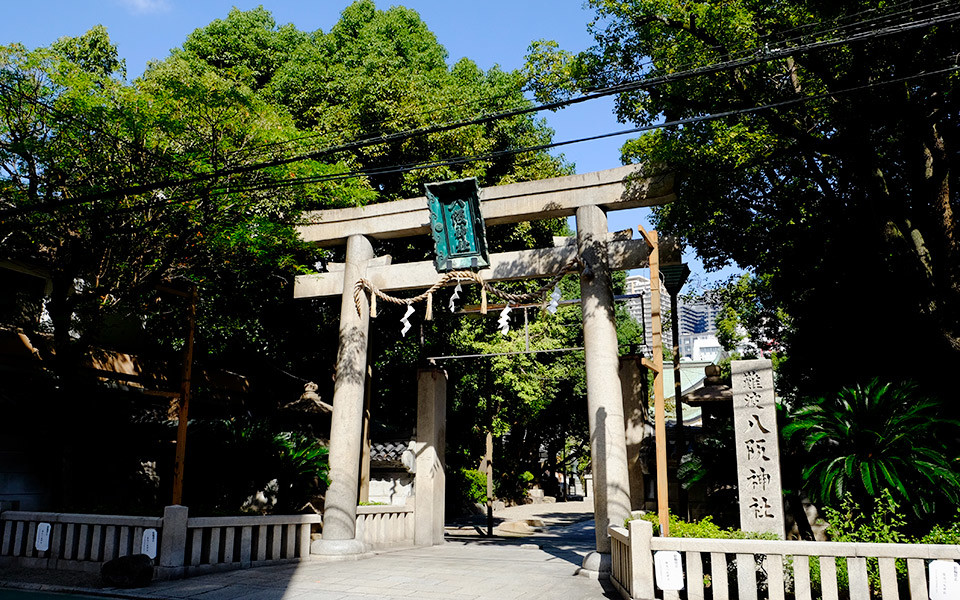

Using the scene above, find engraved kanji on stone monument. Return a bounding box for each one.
[732,359,785,538]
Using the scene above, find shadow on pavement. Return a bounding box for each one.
[445,510,621,599]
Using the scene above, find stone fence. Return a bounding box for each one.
[1,503,417,580]
[0,510,162,573]
[1,506,321,579]
[609,519,960,600]
[355,504,414,549]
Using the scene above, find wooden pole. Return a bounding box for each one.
[485,431,494,536]
[640,227,669,537]
[172,284,197,506]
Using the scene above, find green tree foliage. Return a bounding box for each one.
[179,7,307,89]
[0,28,366,374]
[783,379,960,523]
[177,0,570,204]
[0,40,174,369]
[166,0,586,505]
[0,25,361,510]
[526,0,960,399]
[699,273,788,357]
[0,3,613,513]
[50,24,126,78]
[164,1,574,393]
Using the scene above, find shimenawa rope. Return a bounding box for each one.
[353,258,581,317]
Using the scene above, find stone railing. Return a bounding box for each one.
[0,510,163,573]
[176,511,321,576]
[355,504,414,550]
[1,506,322,579]
[610,523,639,597]
[610,519,960,600]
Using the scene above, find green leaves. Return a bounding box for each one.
[536,0,960,398]
[181,7,306,90]
[51,25,126,79]
[785,379,960,522]
[522,40,582,105]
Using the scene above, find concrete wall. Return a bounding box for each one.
[368,471,414,506]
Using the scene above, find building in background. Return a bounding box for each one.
[624,274,670,354]
[624,274,723,361]
[678,302,721,336]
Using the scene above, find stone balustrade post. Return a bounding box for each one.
[157,505,188,580]
[630,518,655,600]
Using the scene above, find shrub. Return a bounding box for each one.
[821,491,912,598]
[822,489,909,545]
[629,512,778,540]
[783,378,960,522]
[628,513,777,593]
[462,468,489,504]
[920,512,960,545]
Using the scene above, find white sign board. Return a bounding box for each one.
[654,550,684,591]
[929,560,960,600]
[35,522,51,552]
[141,528,158,559]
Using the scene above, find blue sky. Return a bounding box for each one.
[0,0,741,288]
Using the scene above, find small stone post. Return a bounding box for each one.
[157,505,188,580]
[414,367,447,546]
[315,234,373,555]
[619,354,647,510]
[629,518,655,600]
[577,205,632,567]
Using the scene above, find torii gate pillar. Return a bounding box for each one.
[312,234,373,556]
[577,205,633,575]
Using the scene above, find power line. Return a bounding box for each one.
[3,5,958,219]
[757,0,953,44]
[40,59,960,227]
[234,2,960,174]
[229,87,536,162]
[233,0,955,171]
[225,63,960,202]
[583,0,955,90]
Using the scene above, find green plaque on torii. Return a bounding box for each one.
[425,178,490,272]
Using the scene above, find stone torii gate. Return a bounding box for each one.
[293,165,676,569]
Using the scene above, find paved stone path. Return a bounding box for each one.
[1,501,618,600]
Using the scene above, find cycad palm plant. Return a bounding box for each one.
[783,379,960,520]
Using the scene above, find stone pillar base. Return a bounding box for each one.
[310,538,371,560]
[578,551,611,579]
